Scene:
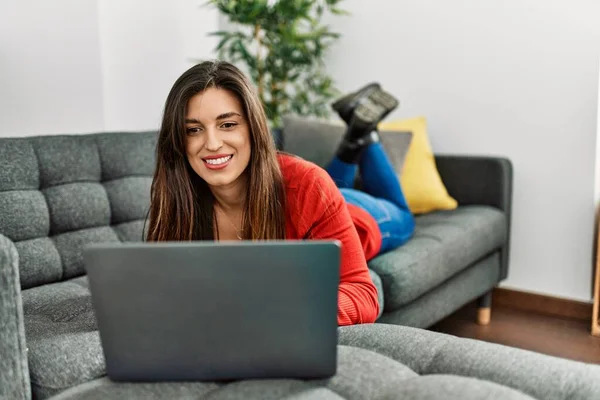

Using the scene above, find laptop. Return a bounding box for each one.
[83,240,340,382]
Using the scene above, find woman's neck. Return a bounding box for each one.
[210,175,247,212]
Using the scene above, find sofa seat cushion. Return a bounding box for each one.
[49,345,534,400]
[339,324,600,400]
[21,276,104,399]
[368,205,507,310]
[368,269,384,320]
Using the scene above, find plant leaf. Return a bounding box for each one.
[206,0,347,126]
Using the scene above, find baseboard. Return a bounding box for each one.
[492,288,593,322]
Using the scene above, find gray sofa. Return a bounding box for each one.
[1,129,599,400]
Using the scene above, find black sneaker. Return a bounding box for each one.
[331,82,381,124]
[335,101,386,164]
[350,100,388,134]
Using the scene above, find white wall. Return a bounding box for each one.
[0,1,105,136]
[324,0,600,301]
[0,1,218,137]
[595,56,600,206]
[98,0,219,131]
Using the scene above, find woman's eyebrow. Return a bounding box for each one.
[216,112,241,120]
[185,112,241,124]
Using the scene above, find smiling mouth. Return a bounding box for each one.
[203,155,233,166]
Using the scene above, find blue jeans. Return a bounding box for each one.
[326,142,415,254]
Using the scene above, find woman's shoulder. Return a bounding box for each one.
[277,152,329,187]
[277,152,338,200]
[277,152,342,233]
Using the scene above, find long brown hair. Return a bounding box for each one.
[145,60,286,241]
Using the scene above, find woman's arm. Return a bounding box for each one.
[298,166,380,326]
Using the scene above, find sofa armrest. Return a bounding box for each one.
[0,233,31,400]
[434,155,513,280]
[434,155,512,211]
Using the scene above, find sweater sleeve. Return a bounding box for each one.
[297,166,380,326]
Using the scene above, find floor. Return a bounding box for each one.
[429,301,600,364]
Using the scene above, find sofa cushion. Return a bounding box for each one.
[0,131,157,290]
[32,135,102,187]
[339,324,600,400]
[390,375,534,400]
[0,138,40,191]
[21,276,105,399]
[369,205,506,310]
[42,345,535,400]
[368,269,384,320]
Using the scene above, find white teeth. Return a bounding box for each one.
[205,155,232,165]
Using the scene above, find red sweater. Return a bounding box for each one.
[279,153,381,326]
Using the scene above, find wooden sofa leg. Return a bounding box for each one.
[477,291,492,325]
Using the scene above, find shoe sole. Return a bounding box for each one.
[331,82,381,115]
[354,101,387,126]
[369,89,399,111]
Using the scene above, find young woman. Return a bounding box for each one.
[146,60,414,326]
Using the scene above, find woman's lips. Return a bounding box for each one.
[202,154,233,170]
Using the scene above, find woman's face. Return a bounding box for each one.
[185,87,251,190]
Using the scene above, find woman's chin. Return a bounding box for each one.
[204,177,233,188]
[202,172,241,189]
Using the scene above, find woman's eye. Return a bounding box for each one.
[186,127,202,135]
[221,122,237,129]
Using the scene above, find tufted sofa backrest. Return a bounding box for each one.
[0,131,158,289]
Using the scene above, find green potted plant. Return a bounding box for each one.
[206,0,347,146]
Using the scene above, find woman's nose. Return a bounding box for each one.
[205,129,223,151]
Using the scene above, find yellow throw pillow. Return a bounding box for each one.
[378,116,458,214]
